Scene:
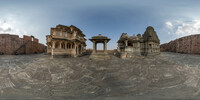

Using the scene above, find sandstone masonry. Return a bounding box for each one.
[160,34,200,54]
[46,24,86,57]
[0,34,46,55]
[116,26,160,58]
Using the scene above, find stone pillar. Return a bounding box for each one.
[51,48,54,56]
[51,41,55,56]
[71,43,73,49]
[104,41,107,53]
[117,43,120,52]
[125,40,128,47]
[65,42,67,49]
[95,42,97,53]
[74,42,77,55]
[145,42,148,56]
[77,44,79,55]
[81,45,83,54]
[93,41,96,53]
[59,41,62,48]
[52,41,55,48]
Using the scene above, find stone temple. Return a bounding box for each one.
[46,24,87,57]
[116,26,160,58]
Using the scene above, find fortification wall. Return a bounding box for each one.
[160,34,200,54]
[0,34,46,55]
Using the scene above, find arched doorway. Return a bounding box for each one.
[55,41,60,48]
[72,43,74,49]
[61,42,65,49]
[78,45,81,54]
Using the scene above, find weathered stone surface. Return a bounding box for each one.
[161,34,200,54]
[0,34,46,55]
[117,26,160,58]
[0,53,200,99]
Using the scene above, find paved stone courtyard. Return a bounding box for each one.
[0,52,200,100]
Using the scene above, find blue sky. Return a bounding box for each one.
[0,0,200,49]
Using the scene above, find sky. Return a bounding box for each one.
[0,0,200,50]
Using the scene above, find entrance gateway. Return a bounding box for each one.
[89,34,111,60]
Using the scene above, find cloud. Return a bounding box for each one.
[164,19,200,37]
[0,21,12,32]
[165,21,174,35]
[165,21,173,29]
[175,20,200,35]
[0,18,27,37]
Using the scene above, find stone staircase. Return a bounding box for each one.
[13,41,31,55]
[89,53,110,60]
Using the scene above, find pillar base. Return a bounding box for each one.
[89,52,110,60]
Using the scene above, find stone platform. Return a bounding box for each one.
[89,52,110,60]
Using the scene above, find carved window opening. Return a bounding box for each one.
[128,42,133,46]
[72,43,74,49]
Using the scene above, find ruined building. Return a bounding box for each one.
[160,34,200,54]
[0,34,46,55]
[46,24,86,57]
[117,26,160,58]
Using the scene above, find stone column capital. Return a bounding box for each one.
[104,40,108,43]
[92,40,96,44]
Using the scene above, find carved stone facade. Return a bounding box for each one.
[117,26,160,58]
[46,25,86,57]
[160,34,200,54]
[0,34,46,55]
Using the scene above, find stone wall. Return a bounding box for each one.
[0,34,23,54]
[0,34,46,55]
[160,34,200,54]
[15,41,46,54]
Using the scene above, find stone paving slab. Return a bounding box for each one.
[0,52,200,100]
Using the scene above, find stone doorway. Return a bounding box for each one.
[78,45,81,54]
[96,43,104,52]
